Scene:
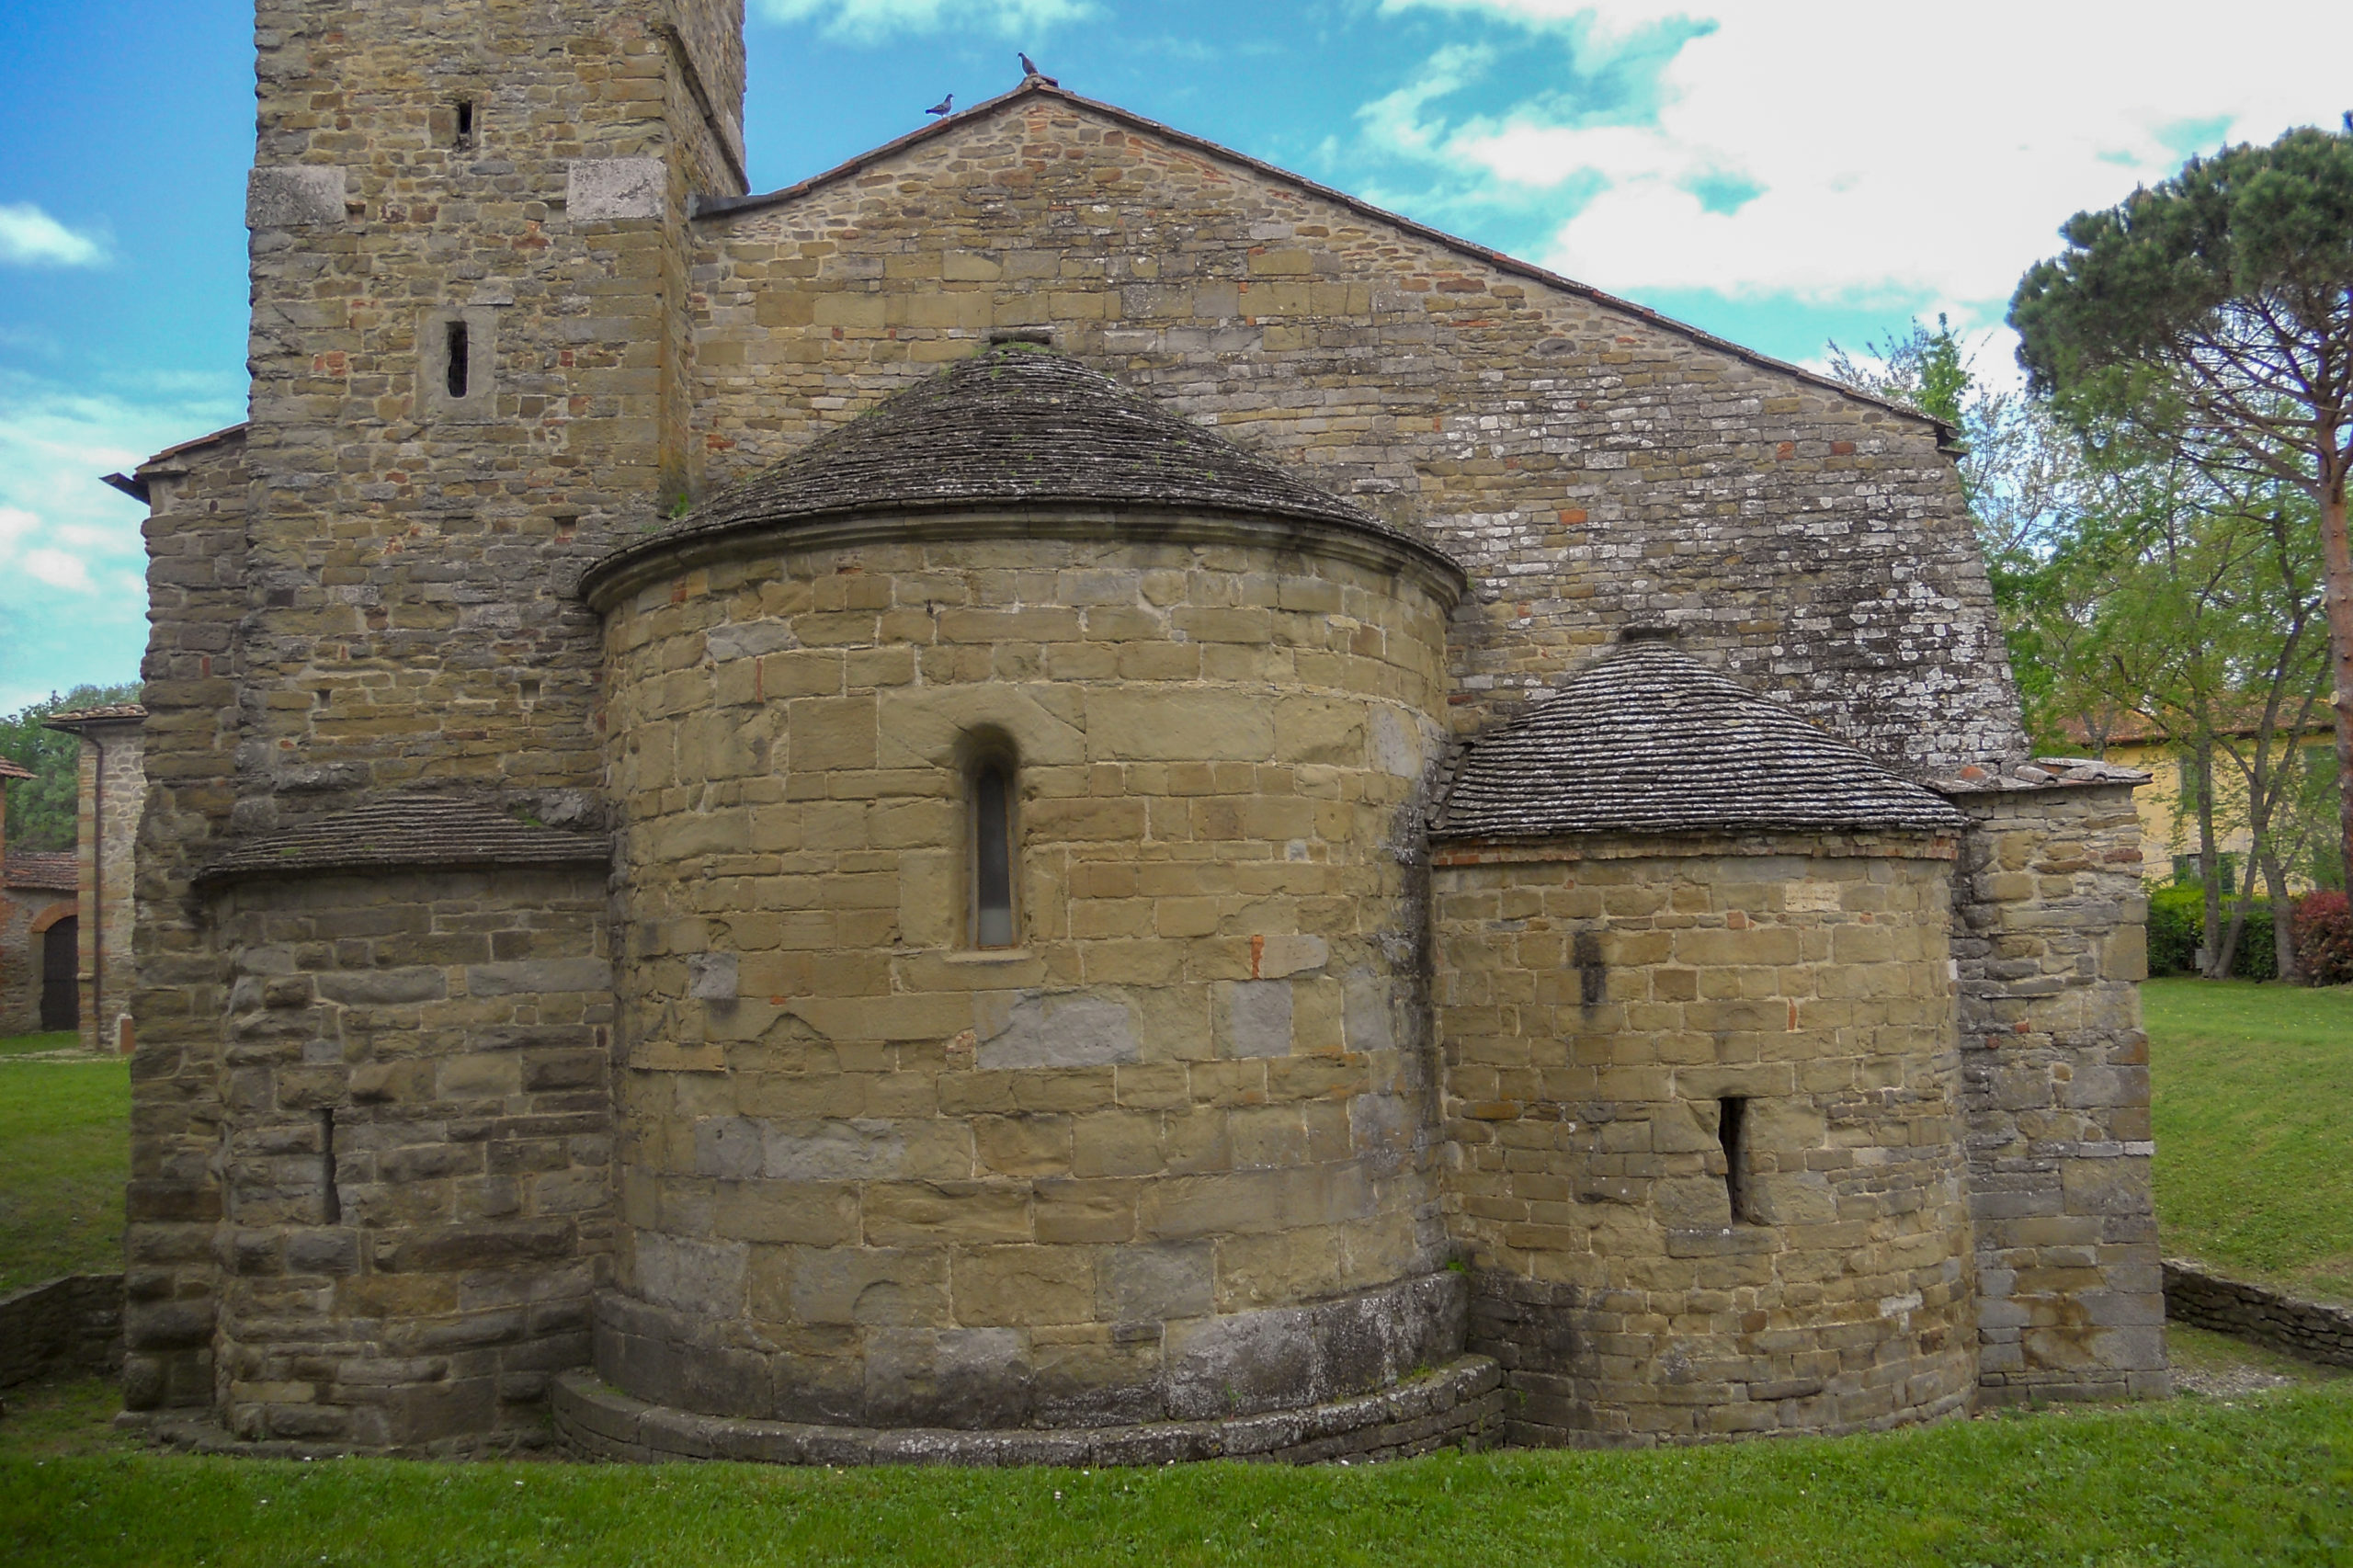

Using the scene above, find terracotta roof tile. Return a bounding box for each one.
[195,794,609,886]
[1433,641,1967,840]
[0,757,32,781]
[5,851,78,892]
[42,704,147,731]
[586,345,1449,595]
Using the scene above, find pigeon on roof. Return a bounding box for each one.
[1018,51,1058,85]
[1433,639,1967,839]
[925,94,952,117]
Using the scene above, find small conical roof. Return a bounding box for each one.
[590,345,1416,591]
[1433,641,1966,839]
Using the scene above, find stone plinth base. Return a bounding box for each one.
[552,1357,1502,1466]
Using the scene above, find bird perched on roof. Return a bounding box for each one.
[925,93,953,117]
[1018,51,1057,85]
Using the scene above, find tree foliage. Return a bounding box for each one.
[2009,119,2353,894]
[0,685,141,852]
[1826,314,2082,602]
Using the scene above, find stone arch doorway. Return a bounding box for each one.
[40,914,77,1031]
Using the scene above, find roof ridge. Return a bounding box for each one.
[694,82,1949,439]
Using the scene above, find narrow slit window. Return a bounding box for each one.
[445,320,470,400]
[320,1108,341,1225]
[1719,1096,1752,1224]
[972,760,1016,948]
[453,99,475,147]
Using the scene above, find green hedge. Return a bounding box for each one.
[2145,884,2279,980]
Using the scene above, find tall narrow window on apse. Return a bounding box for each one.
[972,760,1016,948]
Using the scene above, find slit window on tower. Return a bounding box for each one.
[445,320,470,400]
[453,99,475,147]
[1719,1096,1754,1224]
[972,759,1016,949]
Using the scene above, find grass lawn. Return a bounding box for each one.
[0,1028,79,1058]
[0,1052,129,1294]
[2,990,2350,1564]
[0,1375,2348,1567]
[2144,978,2353,1303]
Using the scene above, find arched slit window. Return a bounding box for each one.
[972,756,1017,949]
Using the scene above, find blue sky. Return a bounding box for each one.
[3,0,2348,710]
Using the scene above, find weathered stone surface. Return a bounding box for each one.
[566,157,665,222]
[244,165,344,227]
[1438,832,1980,1441]
[122,0,2154,1460]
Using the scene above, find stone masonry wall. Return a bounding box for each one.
[1947,782,2169,1403]
[2162,1260,2353,1369]
[126,428,250,1413]
[0,1274,125,1390]
[198,867,612,1449]
[593,522,1461,1427]
[688,90,2025,775]
[77,724,144,1054]
[1432,835,1977,1443]
[237,0,751,840]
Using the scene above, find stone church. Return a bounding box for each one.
[111,1,2165,1459]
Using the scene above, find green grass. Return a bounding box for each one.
[0,1056,128,1293]
[2,985,2350,1566]
[0,1028,79,1058]
[2145,977,2353,1303]
[0,1381,2347,1567]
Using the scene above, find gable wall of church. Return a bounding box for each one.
[687,97,2026,775]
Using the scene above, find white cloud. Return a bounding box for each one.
[0,203,108,267]
[1374,0,2353,314]
[0,369,243,706]
[755,0,1092,41]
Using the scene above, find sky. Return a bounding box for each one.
[2,0,2348,710]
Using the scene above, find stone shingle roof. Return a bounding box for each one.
[195,794,609,886]
[5,851,77,892]
[1433,641,1968,840]
[585,345,1438,595]
[42,704,147,731]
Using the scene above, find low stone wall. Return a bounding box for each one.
[0,1273,124,1388]
[553,1358,1502,1466]
[2164,1260,2353,1369]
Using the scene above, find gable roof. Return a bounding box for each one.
[584,342,1457,597]
[43,703,147,733]
[5,851,77,892]
[695,81,1950,444]
[1432,639,1967,840]
[105,424,248,505]
[194,793,609,887]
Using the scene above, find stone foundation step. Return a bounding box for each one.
[552,1356,1504,1467]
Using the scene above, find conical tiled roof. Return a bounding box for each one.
[585,345,1424,593]
[1432,641,1967,839]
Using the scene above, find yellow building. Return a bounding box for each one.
[2063,710,2337,888]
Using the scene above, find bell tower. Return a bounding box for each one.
[238,0,746,822]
